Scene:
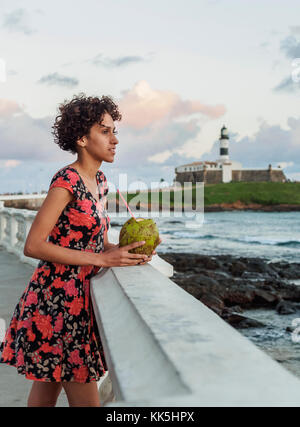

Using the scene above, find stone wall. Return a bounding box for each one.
[175,168,287,185]
[2,198,45,210]
[232,169,286,183]
[175,170,223,185]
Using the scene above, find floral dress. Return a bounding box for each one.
[0,165,111,383]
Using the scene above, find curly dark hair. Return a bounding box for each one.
[52,92,122,155]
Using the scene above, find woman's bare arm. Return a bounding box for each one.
[24,187,99,266]
[103,229,118,251]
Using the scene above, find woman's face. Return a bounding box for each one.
[81,112,119,162]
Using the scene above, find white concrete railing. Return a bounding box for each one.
[91,265,300,407]
[0,202,173,276]
[2,203,300,406]
[0,194,46,201]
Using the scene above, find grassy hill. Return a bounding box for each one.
[107,181,300,210]
[203,181,300,205]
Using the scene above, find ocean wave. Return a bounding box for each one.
[166,231,300,248]
[171,232,216,239]
[237,236,300,248]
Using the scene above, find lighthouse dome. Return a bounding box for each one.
[220,125,229,139]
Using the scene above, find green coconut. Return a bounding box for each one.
[119,217,160,256]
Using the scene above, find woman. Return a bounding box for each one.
[0,93,161,407]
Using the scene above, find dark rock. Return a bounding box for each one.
[269,262,300,279]
[194,274,219,288]
[228,305,243,313]
[160,252,300,316]
[199,293,224,316]
[197,256,221,270]
[275,300,298,315]
[222,312,265,329]
[241,271,262,280]
[254,289,278,304]
[229,261,247,276]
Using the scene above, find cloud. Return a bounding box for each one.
[37,72,79,88]
[148,150,173,164]
[0,105,70,162]
[0,99,22,117]
[201,118,300,178]
[62,52,155,70]
[0,80,225,190]
[4,159,22,168]
[1,8,36,35]
[114,115,201,169]
[274,31,300,93]
[277,161,294,168]
[89,54,147,68]
[273,76,300,92]
[280,35,300,58]
[119,80,226,129]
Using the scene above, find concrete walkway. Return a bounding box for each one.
[0,245,69,407]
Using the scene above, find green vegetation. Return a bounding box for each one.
[107,181,300,209]
[203,181,300,205]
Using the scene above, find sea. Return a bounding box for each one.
[110,210,300,263]
[110,210,300,379]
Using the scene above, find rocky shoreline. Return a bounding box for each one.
[159,252,300,329]
[203,201,300,212]
[3,198,300,212]
[109,200,300,213]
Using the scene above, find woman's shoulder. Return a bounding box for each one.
[49,165,81,195]
[51,165,79,181]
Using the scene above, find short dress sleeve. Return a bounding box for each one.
[99,172,111,231]
[48,167,80,199]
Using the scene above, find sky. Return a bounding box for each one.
[0,0,300,193]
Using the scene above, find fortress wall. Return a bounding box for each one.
[175,171,223,185]
[270,170,287,182]
[232,170,287,182]
[175,172,202,185]
[175,169,287,184]
[203,170,223,184]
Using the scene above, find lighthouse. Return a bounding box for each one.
[219,125,229,162]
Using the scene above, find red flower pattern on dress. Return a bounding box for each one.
[51,225,60,239]
[27,329,36,342]
[54,312,63,333]
[53,365,61,381]
[53,263,68,275]
[39,342,53,353]
[73,366,89,383]
[63,279,78,297]
[60,235,70,246]
[68,230,83,242]
[52,277,65,289]
[65,297,84,316]
[69,208,96,229]
[2,345,14,362]
[0,166,110,382]
[68,349,83,366]
[25,291,38,306]
[77,198,93,214]
[32,310,53,340]
[16,348,24,367]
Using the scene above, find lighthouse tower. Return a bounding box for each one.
[219,125,229,162]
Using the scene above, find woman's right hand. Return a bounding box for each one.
[96,241,151,268]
